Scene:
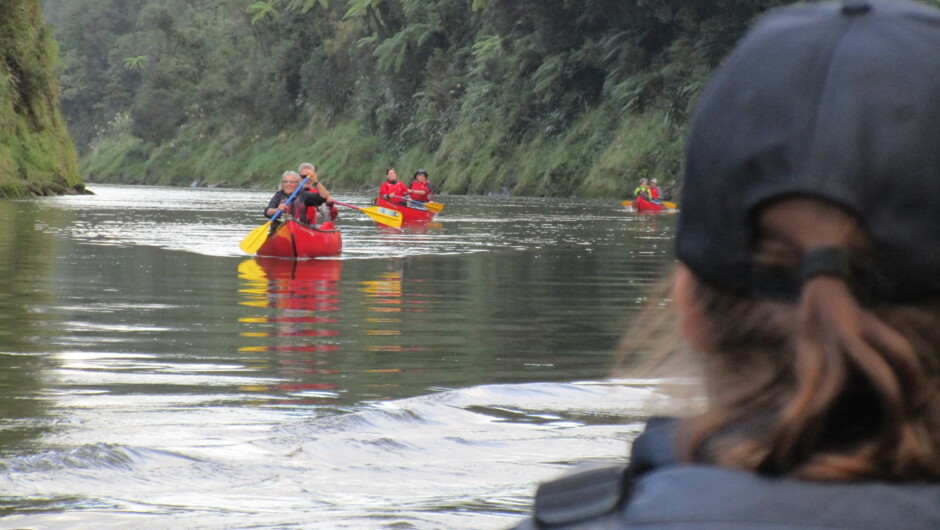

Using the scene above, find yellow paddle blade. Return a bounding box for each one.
[423,201,444,214]
[239,221,272,254]
[362,206,403,228]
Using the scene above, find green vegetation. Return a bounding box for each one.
[44,0,940,197]
[0,1,84,197]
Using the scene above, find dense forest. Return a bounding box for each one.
[42,0,939,197]
[0,0,84,197]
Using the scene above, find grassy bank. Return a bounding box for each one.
[82,103,683,199]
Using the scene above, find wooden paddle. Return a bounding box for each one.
[239,177,310,254]
[390,195,444,214]
[622,199,677,210]
[333,200,403,228]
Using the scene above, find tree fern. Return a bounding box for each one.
[246,0,280,24]
[122,55,147,71]
[285,0,329,13]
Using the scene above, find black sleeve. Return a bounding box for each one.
[300,191,326,207]
[264,192,284,218]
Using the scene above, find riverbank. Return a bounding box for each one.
[81,105,682,198]
[1,1,83,198]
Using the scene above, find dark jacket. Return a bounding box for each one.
[265,190,327,225]
[516,417,940,529]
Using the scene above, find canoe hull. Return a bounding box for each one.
[626,197,667,213]
[255,220,342,258]
[375,197,436,223]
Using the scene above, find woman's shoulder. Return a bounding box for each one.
[626,465,940,529]
[515,417,940,529]
[515,462,940,529]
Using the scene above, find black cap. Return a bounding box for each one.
[676,0,940,302]
[414,169,428,177]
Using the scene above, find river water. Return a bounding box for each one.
[0,184,676,528]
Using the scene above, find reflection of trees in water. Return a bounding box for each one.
[0,202,55,453]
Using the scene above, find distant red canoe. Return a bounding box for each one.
[375,197,436,223]
[634,196,665,212]
[255,220,342,258]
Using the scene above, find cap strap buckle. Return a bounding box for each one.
[801,246,852,282]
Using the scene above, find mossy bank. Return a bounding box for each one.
[1,0,85,198]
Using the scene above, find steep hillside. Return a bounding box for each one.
[1,0,84,197]
[46,0,786,196]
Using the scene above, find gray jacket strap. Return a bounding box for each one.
[532,464,628,527]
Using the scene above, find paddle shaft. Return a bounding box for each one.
[390,195,443,214]
[333,200,402,228]
[332,200,364,211]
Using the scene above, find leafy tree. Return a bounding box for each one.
[52,0,935,195]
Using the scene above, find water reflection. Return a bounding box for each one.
[0,200,55,454]
[637,213,660,233]
[0,186,681,526]
[237,258,345,403]
[239,257,343,313]
[378,220,444,235]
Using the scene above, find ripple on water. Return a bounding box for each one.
[0,443,203,473]
[0,381,672,528]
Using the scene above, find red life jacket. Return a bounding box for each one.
[409,180,432,202]
[305,204,339,225]
[379,181,410,201]
[282,197,309,224]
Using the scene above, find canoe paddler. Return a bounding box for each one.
[299,163,337,225]
[378,167,410,206]
[408,169,433,203]
[633,178,651,201]
[649,178,663,202]
[264,170,332,227]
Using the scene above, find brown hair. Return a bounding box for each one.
[630,198,940,481]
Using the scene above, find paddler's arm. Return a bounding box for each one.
[264,194,285,218]
[310,179,332,202]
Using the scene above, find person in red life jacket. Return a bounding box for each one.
[649,178,663,204]
[378,167,410,205]
[298,162,338,226]
[264,170,332,227]
[408,169,433,203]
[649,178,660,199]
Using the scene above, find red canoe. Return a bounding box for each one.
[375,197,436,223]
[625,196,667,213]
[255,220,342,258]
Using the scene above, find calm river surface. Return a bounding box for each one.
[0,184,676,528]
